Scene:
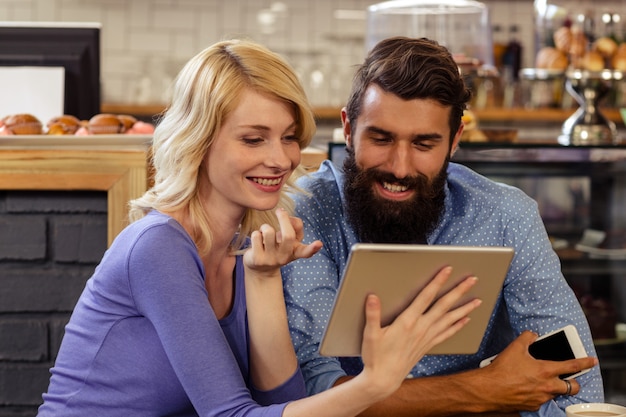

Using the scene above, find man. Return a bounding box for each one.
[282,37,603,417]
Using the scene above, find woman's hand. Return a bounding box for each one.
[244,208,321,389]
[358,267,482,399]
[244,208,322,277]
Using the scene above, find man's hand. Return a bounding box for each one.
[475,331,598,413]
[335,331,599,417]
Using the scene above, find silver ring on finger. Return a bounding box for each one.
[564,379,572,396]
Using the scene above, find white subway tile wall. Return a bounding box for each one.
[0,0,620,107]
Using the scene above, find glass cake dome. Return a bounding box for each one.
[366,0,494,73]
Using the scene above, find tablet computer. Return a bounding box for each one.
[319,243,514,357]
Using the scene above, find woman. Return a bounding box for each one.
[37,39,481,417]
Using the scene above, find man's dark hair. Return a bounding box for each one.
[345,36,472,143]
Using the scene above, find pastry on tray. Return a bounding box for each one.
[0,112,155,136]
[0,113,43,135]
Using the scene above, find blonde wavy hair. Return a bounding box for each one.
[129,39,316,256]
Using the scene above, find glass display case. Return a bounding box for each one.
[454,141,626,404]
[328,140,626,404]
[366,0,494,69]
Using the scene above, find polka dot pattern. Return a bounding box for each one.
[282,161,604,409]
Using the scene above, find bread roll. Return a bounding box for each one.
[47,114,81,135]
[553,26,572,53]
[594,36,618,58]
[2,113,43,135]
[569,28,588,59]
[88,113,123,135]
[117,114,137,133]
[581,50,605,71]
[616,42,626,56]
[535,47,568,70]
[612,51,626,71]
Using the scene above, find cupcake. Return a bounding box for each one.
[2,113,43,135]
[47,114,81,135]
[117,114,137,133]
[87,113,123,135]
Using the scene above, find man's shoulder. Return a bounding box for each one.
[297,160,341,185]
[447,163,536,211]
[449,163,527,196]
[294,161,344,205]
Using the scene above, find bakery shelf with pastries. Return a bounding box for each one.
[535,25,626,73]
[0,112,155,137]
[512,12,626,123]
[0,112,157,158]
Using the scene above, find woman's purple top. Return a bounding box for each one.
[37,210,305,416]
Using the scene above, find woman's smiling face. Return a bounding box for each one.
[204,88,301,215]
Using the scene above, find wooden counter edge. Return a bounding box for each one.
[102,103,626,124]
[0,149,148,247]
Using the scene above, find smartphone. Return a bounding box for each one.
[479,325,591,379]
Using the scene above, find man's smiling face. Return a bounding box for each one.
[341,84,462,243]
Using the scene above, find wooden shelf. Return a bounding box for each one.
[474,107,624,124]
[101,103,626,125]
[101,103,344,122]
[101,103,166,118]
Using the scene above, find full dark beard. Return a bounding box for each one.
[342,149,447,244]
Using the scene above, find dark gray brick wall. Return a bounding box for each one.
[0,191,107,417]
[0,321,47,361]
[0,217,46,261]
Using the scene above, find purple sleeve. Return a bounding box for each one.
[251,367,306,406]
[127,222,293,417]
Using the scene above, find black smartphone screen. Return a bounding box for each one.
[529,330,576,378]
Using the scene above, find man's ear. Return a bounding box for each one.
[340,108,352,148]
[451,123,464,157]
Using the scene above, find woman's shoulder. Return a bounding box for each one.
[111,210,195,254]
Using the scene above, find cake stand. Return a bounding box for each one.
[558,69,622,146]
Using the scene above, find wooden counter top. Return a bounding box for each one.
[0,147,148,246]
[0,137,327,246]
